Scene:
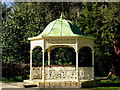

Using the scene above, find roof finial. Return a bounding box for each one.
[60,13,63,19]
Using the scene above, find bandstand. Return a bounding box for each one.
[26,15,95,83]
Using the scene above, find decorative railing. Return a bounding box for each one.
[45,66,76,81]
[31,67,42,79]
[78,67,94,81]
[31,66,94,81]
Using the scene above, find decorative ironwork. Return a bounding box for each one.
[45,39,76,50]
[31,67,42,79]
[31,66,94,81]
[45,66,76,80]
[78,67,94,80]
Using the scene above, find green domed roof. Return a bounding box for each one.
[38,17,86,37]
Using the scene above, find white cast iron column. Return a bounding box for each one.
[48,49,51,65]
[92,50,94,80]
[76,39,79,82]
[30,51,32,80]
[42,40,45,82]
[42,49,45,82]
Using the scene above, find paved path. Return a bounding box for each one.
[0,82,24,88]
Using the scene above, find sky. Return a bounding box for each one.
[2,0,14,2]
[2,0,14,7]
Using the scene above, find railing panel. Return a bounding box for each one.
[78,67,94,81]
[45,67,76,80]
[31,66,94,81]
[31,67,42,79]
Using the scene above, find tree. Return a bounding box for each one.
[2,2,83,64]
[77,2,120,77]
[2,2,120,77]
[2,2,53,63]
[111,37,120,77]
[99,2,120,77]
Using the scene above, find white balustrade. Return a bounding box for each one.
[78,67,94,81]
[31,67,42,79]
[31,66,94,81]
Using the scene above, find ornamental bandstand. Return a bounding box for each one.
[26,15,95,83]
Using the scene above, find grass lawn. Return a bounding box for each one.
[91,87,120,90]
[90,80,120,90]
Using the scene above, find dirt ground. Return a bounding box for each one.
[0,82,24,88]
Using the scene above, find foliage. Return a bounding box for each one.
[32,47,42,66]
[2,2,120,76]
[2,2,52,63]
[50,47,76,65]
[79,47,92,67]
[78,2,120,76]
[2,76,29,82]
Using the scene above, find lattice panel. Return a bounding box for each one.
[31,67,42,79]
[45,39,76,44]
[45,39,76,50]
[31,67,94,81]
[78,67,94,80]
[45,44,76,50]
[45,67,76,80]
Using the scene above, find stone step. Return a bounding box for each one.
[37,82,82,88]
[24,80,101,88]
[23,84,37,88]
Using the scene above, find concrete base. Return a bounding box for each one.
[24,80,101,88]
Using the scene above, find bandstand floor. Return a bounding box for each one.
[24,79,101,88]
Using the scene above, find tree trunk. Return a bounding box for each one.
[108,37,120,79]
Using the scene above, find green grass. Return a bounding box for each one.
[91,87,120,90]
[101,81,120,83]
[91,80,120,90]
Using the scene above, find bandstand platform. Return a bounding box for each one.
[24,80,100,88]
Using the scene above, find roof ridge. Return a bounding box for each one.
[65,20,75,35]
[45,19,59,36]
[60,18,62,36]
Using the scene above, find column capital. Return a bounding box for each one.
[92,50,95,53]
[42,49,45,52]
[47,48,51,52]
[75,49,79,53]
[30,51,32,53]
